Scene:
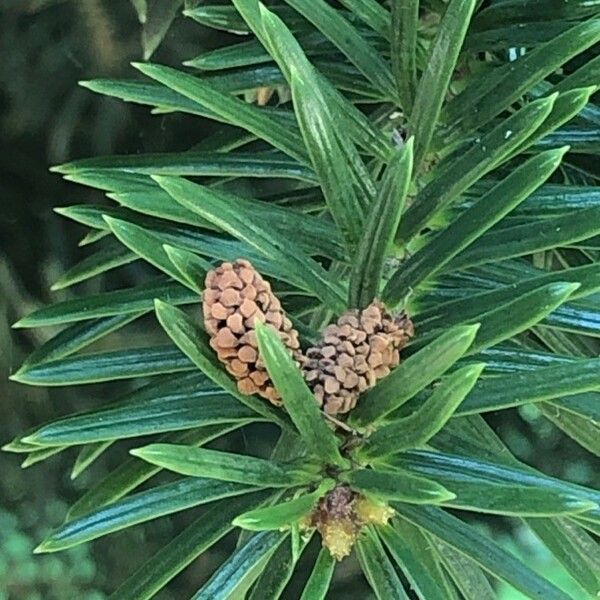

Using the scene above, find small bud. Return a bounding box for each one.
[354,496,395,527]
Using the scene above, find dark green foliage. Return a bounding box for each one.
[5,1,600,598]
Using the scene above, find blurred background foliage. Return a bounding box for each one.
[1,1,597,599]
[1,2,220,598]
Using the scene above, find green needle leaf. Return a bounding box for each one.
[459,357,600,416]
[2,437,45,454]
[390,450,598,517]
[163,244,210,293]
[359,363,485,460]
[78,229,109,246]
[104,216,197,291]
[23,385,255,447]
[397,95,556,244]
[247,534,313,600]
[542,405,600,458]
[299,547,336,600]
[384,146,568,302]
[54,151,316,182]
[410,0,477,167]
[131,444,317,487]
[379,522,450,600]
[514,87,596,156]
[258,5,375,247]
[234,479,335,531]
[21,447,66,468]
[61,167,155,192]
[14,278,196,328]
[289,67,370,249]
[55,203,134,228]
[141,0,182,61]
[394,505,578,600]
[416,262,600,330]
[464,282,580,355]
[184,5,288,33]
[349,138,414,308]
[342,468,455,504]
[50,243,136,290]
[473,0,600,28]
[20,312,144,368]
[255,321,348,468]
[338,0,389,38]
[433,540,497,600]
[22,394,253,446]
[71,442,113,480]
[233,0,392,163]
[109,492,272,600]
[281,0,395,99]
[526,518,600,597]
[130,0,147,24]
[391,0,418,113]
[35,478,260,553]
[132,62,308,163]
[111,186,345,260]
[11,345,194,386]
[444,19,600,137]
[445,205,600,271]
[191,531,286,600]
[79,78,211,118]
[64,204,290,283]
[152,175,346,313]
[349,323,480,427]
[66,426,238,520]
[356,528,410,600]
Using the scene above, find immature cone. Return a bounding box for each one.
[307,485,395,561]
[303,302,414,415]
[203,259,304,405]
[311,485,359,561]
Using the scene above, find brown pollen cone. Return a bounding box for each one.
[203,259,304,405]
[302,301,414,415]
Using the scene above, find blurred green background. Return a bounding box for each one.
[1,2,597,599]
[1,2,221,598]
